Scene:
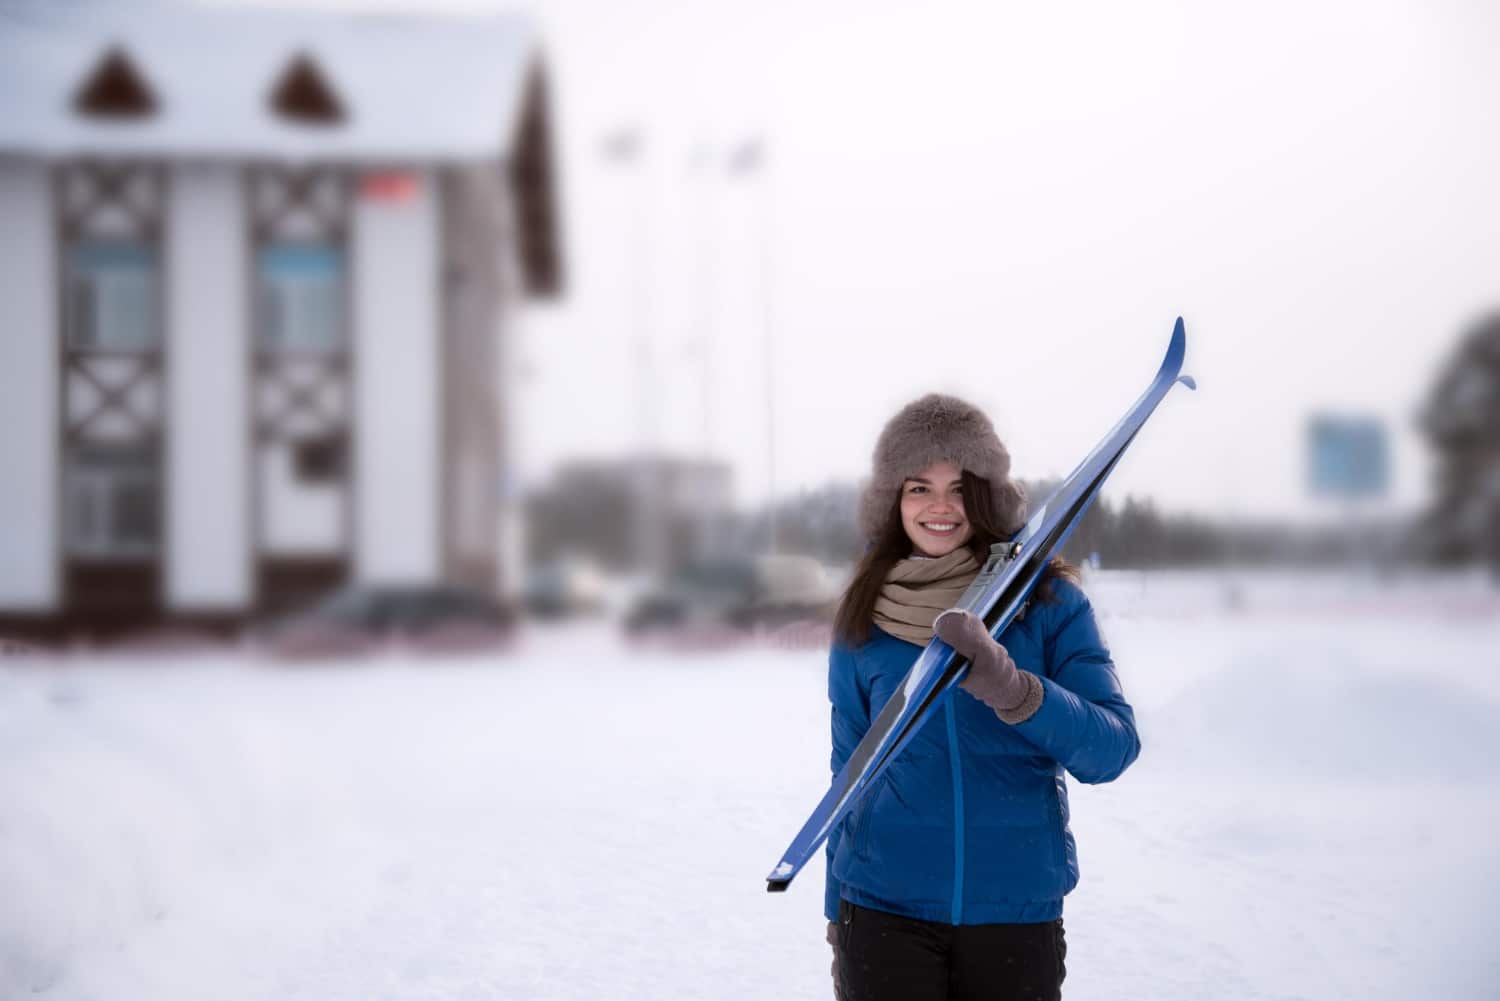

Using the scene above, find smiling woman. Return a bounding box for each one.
[824,394,1135,1001]
[833,395,1033,650]
[899,462,972,557]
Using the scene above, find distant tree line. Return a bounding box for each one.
[737,479,1400,570]
[526,459,1427,575]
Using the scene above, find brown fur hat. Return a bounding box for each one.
[858,393,1027,541]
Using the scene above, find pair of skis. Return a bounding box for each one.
[766,318,1196,892]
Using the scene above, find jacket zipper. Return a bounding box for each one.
[946,701,965,925]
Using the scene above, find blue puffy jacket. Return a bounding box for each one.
[824,577,1139,925]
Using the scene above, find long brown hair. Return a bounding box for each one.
[833,471,1077,647]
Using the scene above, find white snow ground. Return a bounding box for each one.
[3,571,1500,1001]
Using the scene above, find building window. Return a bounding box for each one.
[66,243,158,351]
[65,445,160,558]
[294,434,346,482]
[257,245,344,353]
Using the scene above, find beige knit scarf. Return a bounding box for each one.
[873,548,981,646]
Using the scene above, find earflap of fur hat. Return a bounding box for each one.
[857,393,1026,541]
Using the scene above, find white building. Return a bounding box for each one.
[0,5,562,638]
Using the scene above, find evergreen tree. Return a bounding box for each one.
[1419,313,1500,571]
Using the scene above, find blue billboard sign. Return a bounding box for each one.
[1307,416,1389,499]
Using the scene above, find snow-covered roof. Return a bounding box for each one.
[0,3,541,161]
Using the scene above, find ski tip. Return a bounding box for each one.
[767,879,791,894]
[1159,316,1187,378]
[1178,374,1197,391]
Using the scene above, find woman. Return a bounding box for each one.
[825,394,1139,1001]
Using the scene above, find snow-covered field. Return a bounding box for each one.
[4,571,1500,1001]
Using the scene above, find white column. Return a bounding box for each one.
[352,168,441,583]
[0,161,59,610]
[165,163,251,610]
[494,184,524,601]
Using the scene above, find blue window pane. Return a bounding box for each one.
[258,244,344,352]
[67,242,157,351]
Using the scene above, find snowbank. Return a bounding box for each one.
[3,578,1498,1000]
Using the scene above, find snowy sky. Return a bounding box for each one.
[202,0,1500,520]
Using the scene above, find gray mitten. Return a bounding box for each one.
[934,608,1043,724]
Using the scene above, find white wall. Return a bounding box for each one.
[165,164,251,610]
[0,161,59,610]
[352,169,440,583]
[257,443,342,553]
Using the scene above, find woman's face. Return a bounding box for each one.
[899,460,974,558]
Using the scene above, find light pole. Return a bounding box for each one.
[600,126,666,578]
[686,142,716,464]
[600,127,655,456]
[686,141,722,563]
[729,136,776,554]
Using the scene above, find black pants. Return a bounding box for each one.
[835,900,1066,1001]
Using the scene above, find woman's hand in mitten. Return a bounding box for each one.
[934,609,1041,721]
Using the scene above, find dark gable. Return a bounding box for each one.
[269,52,346,125]
[73,47,157,119]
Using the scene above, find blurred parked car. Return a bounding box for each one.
[624,554,839,635]
[255,584,516,658]
[523,557,607,619]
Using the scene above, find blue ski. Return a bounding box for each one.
[766,317,1196,892]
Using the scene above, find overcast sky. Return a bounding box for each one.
[213,0,1500,520]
